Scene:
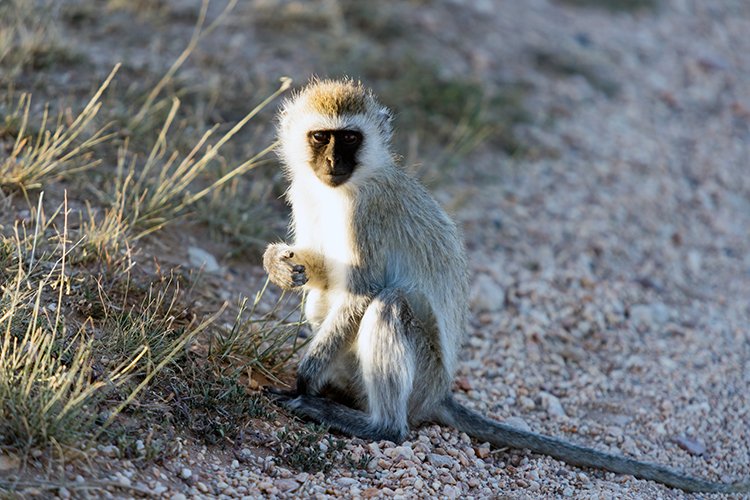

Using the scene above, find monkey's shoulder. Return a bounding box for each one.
[351,170,467,290]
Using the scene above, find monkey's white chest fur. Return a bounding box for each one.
[289,180,353,292]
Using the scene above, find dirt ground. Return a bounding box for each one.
[1,0,749,498]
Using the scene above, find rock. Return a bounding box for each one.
[188,246,220,273]
[362,487,380,498]
[673,435,706,456]
[180,467,192,480]
[519,396,536,410]
[428,453,455,468]
[384,445,415,461]
[98,445,119,458]
[152,483,167,495]
[275,479,300,492]
[539,391,567,418]
[630,303,671,327]
[443,484,460,498]
[470,274,505,313]
[474,445,491,459]
[504,416,531,432]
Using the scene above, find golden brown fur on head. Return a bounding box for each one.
[304,78,370,117]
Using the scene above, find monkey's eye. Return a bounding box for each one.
[311,131,329,144]
[341,132,360,145]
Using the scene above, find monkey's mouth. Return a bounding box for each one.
[326,172,352,186]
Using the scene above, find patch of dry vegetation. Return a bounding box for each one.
[0,3,305,489]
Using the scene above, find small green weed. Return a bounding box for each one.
[276,424,372,474]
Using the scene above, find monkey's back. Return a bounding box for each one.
[351,167,470,382]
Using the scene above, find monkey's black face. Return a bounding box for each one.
[307,129,363,187]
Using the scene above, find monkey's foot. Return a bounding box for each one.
[263,386,298,402]
[280,394,406,443]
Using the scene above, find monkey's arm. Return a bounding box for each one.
[263,243,327,290]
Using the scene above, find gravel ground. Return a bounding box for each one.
[155,2,749,497]
[11,1,750,498]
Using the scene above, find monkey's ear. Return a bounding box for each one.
[377,106,394,140]
[378,106,393,124]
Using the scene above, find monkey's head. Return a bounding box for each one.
[277,78,393,188]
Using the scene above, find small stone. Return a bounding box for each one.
[539,391,567,418]
[231,459,239,468]
[362,487,380,498]
[98,445,119,458]
[58,487,71,499]
[384,445,415,461]
[470,274,505,312]
[179,467,192,480]
[275,479,300,492]
[456,377,473,391]
[474,445,491,459]
[172,494,187,500]
[519,396,536,410]
[443,484,460,498]
[258,481,273,491]
[630,303,671,326]
[188,246,220,273]
[673,435,706,456]
[428,453,455,468]
[196,482,208,493]
[504,416,531,432]
[607,426,623,438]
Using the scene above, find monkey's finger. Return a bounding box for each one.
[291,272,308,286]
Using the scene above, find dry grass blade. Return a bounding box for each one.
[210,279,308,385]
[107,77,291,240]
[0,65,120,192]
[0,198,136,456]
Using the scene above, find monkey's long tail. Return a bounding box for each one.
[436,397,748,494]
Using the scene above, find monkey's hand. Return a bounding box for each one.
[263,243,308,289]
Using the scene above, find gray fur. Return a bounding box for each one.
[262,80,748,494]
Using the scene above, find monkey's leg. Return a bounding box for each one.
[285,289,417,443]
[295,295,369,395]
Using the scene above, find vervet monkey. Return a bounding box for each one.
[262,78,747,494]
